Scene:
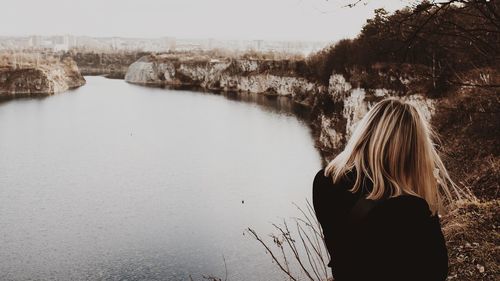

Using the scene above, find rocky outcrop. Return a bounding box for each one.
[0,56,86,99]
[307,68,438,160]
[312,89,435,160]
[125,54,324,99]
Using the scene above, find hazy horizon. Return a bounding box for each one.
[0,34,329,43]
[2,0,410,42]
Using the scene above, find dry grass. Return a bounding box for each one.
[433,87,500,201]
[432,86,499,279]
[442,200,500,280]
[0,51,63,69]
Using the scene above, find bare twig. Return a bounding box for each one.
[247,227,299,281]
[247,201,332,281]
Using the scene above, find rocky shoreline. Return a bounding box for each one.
[0,55,86,99]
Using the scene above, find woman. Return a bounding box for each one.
[313,98,459,281]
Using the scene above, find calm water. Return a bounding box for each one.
[0,76,322,281]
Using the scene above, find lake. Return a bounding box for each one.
[0,76,322,281]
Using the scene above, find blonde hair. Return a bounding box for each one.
[325,98,464,214]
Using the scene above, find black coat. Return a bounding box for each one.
[312,169,448,281]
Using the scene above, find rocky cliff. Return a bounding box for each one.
[125,54,324,98]
[312,72,436,159]
[0,56,86,99]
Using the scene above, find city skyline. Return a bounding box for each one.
[0,34,331,54]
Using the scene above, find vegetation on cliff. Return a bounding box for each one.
[435,87,499,280]
[305,1,498,94]
[68,50,149,79]
[0,52,85,99]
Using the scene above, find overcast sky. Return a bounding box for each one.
[2,0,410,42]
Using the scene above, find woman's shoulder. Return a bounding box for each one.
[312,168,357,223]
[313,168,355,194]
[313,168,329,189]
[371,195,434,221]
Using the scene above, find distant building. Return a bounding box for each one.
[28,35,42,48]
[254,40,263,51]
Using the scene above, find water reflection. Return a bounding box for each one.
[219,91,311,120]
[133,83,313,122]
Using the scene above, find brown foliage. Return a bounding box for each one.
[306,1,500,88]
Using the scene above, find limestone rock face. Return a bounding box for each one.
[125,55,321,98]
[0,56,85,99]
[123,61,161,84]
[314,74,436,159]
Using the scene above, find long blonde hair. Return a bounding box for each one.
[325,98,464,214]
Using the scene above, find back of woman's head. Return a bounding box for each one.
[325,97,465,214]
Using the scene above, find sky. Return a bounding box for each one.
[1,0,411,42]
